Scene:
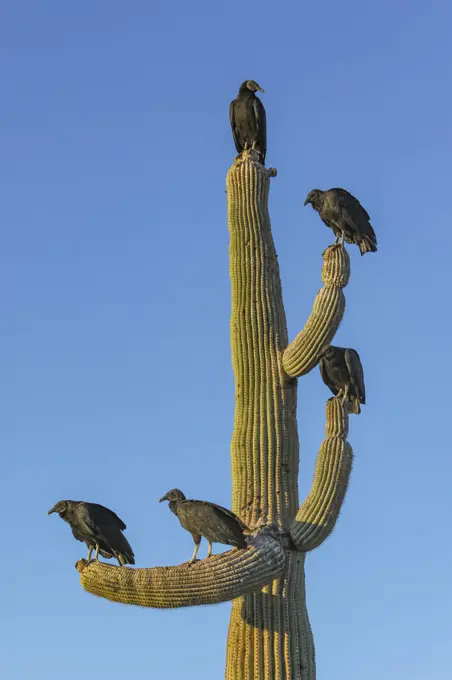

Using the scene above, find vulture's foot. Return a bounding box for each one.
[322,245,333,256]
[323,243,341,256]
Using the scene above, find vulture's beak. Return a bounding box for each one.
[159,495,168,503]
[48,506,58,515]
[257,86,265,93]
[304,198,310,206]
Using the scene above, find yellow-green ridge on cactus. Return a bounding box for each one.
[76,149,355,680]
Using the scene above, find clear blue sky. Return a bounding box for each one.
[2,1,451,678]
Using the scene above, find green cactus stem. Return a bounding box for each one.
[76,150,354,680]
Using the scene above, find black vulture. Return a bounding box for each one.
[229,80,267,164]
[304,188,377,255]
[318,345,366,414]
[159,489,248,564]
[48,500,135,565]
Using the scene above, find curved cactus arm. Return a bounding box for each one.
[282,247,350,378]
[75,533,285,608]
[290,398,353,552]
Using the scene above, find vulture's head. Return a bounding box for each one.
[48,500,70,517]
[304,189,324,210]
[239,80,264,94]
[159,488,186,504]
[317,345,335,361]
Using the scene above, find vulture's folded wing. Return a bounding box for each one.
[344,349,366,404]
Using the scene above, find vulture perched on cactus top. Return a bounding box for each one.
[318,345,366,414]
[229,80,267,163]
[304,187,377,255]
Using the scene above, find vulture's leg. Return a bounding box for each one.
[207,541,213,558]
[189,543,200,564]
[329,233,343,253]
[87,545,93,561]
[94,544,100,561]
[340,231,346,248]
[342,384,350,405]
[188,534,201,565]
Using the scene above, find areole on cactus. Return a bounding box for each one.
[76,148,354,680]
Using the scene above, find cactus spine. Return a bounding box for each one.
[77,150,354,680]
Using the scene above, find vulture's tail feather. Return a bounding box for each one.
[235,534,248,549]
[347,397,361,415]
[117,552,135,566]
[359,235,377,256]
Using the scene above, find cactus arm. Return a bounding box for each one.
[75,534,285,608]
[281,247,350,379]
[290,398,353,552]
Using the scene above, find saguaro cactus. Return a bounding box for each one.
[77,149,354,680]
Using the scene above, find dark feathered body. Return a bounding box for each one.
[319,345,366,414]
[71,528,113,560]
[229,80,267,163]
[171,499,247,548]
[305,188,377,255]
[48,500,135,565]
[160,489,247,563]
